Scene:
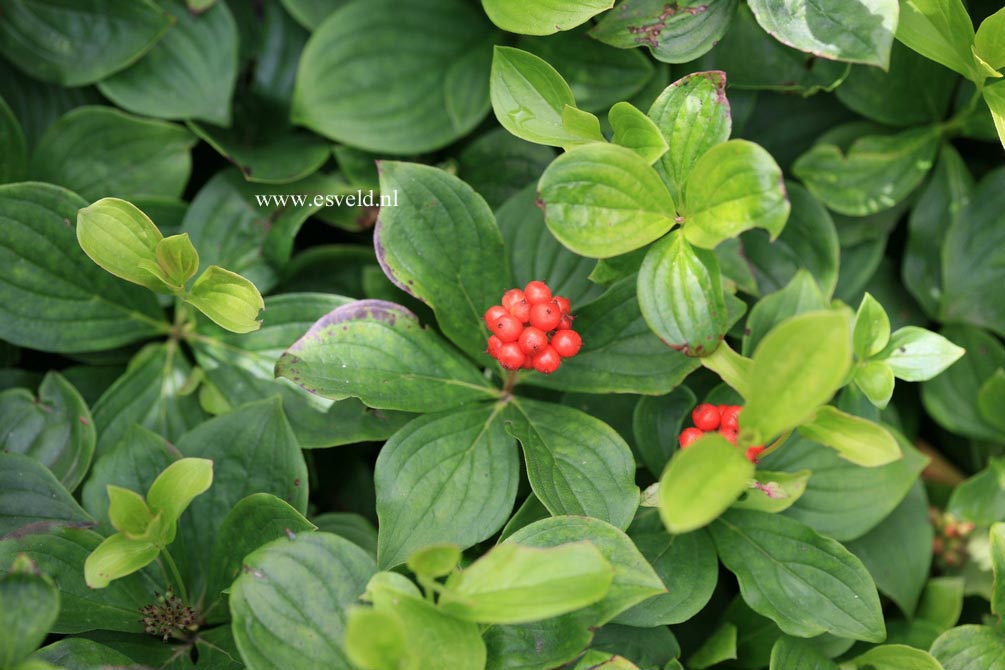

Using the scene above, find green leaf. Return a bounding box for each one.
[97,0,238,125]
[292,0,496,154]
[275,300,497,412]
[375,161,511,360]
[30,638,136,670]
[184,266,265,334]
[633,387,695,477]
[742,270,828,356]
[0,372,95,493]
[0,556,59,669]
[614,510,718,626]
[575,651,640,670]
[481,0,613,35]
[505,398,640,531]
[590,0,737,64]
[0,0,171,86]
[406,544,460,579]
[0,527,159,634]
[932,625,1005,670]
[941,167,1005,332]
[0,94,27,183]
[855,361,896,409]
[732,469,811,514]
[343,607,405,670]
[975,8,1005,72]
[684,139,789,250]
[483,617,593,670]
[769,636,838,670]
[539,143,677,258]
[506,516,665,626]
[458,128,556,210]
[82,533,158,590]
[946,459,1005,525]
[797,406,901,467]
[916,577,964,633]
[742,310,853,443]
[440,542,614,624]
[845,483,932,617]
[105,486,152,537]
[879,326,965,382]
[658,434,755,534]
[746,0,897,68]
[896,0,976,80]
[843,645,942,670]
[688,623,737,669]
[230,533,377,670]
[793,124,940,217]
[527,277,701,395]
[978,370,1005,434]
[0,183,166,353]
[145,458,213,533]
[375,405,518,569]
[0,453,93,537]
[561,105,605,143]
[992,522,1005,617]
[853,293,891,359]
[647,70,731,204]
[710,509,885,642]
[608,101,667,163]
[155,234,199,288]
[638,230,727,357]
[31,106,195,202]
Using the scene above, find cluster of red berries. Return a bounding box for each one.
[930,508,976,569]
[679,403,765,463]
[484,281,582,374]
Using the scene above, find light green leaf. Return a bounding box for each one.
[841,645,942,669]
[0,556,59,669]
[732,470,811,514]
[896,0,977,80]
[406,544,461,580]
[916,577,964,633]
[481,0,613,35]
[853,293,891,359]
[742,270,829,356]
[343,607,405,670]
[83,534,158,589]
[0,453,94,538]
[155,235,199,288]
[539,143,676,258]
[638,230,727,357]
[561,105,605,144]
[742,310,853,443]
[609,101,667,164]
[440,542,614,624]
[145,458,213,531]
[684,139,789,250]
[659,434,755,534]
[688,623,738,669]
[275,300,497,413]
[747,0,898,68]
[182,267,262,335]
[575,651,640,670]
[932,625,1005,670]
[700,341,753,400]
[991,523,1005,617]
[105,486,152,537]
[855,361,896,409]
[879,326,965,382]
[797,406,901,467]
[710,509,886,642]
[978,370,1005,434]
[975,8,1005,72]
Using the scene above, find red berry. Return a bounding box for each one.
[490,314,523,343]
[529,303,561,331]
[553,296,571,314]
[521,355,534,369]
[484,305,507,328]
[719,428,738,445]
[487,335,503,358]
[532,345,561,374]
[746,446,765,463]
[558,314,574,330]
[509,299,531,323]
[692,403,721,431]
[518,327,548,355]
[720,405,741,431]
[502,289,526,311]
[679,427,703,449]
[524,281,552,305]
[551,329,582,358]
[497,343,526,370]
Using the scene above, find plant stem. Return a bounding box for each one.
[758,430,793,459]
[161,548,189,604]
[501,369,519,396]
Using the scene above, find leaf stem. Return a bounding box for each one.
[758,430,793,459]
[501,369,519,395]
[161,548,189,604]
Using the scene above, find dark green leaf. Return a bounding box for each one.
[483,617,592,670]
[769,636,838,670]
[0,452,93,538]
[742,270,829,356]
[458,129,556,210]
[0,557,59,669]
[931,625,1005,670]
[0,94,27,183]
[632,386,696,477]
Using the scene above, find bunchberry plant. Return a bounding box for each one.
[0,0,1004,669]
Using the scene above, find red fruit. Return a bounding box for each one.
[746,446,765,463]
[529,303,561,331]
[518,327,548,355]
[692,403,721,431]
[509,299,531,323]
[551,329,582,358]
[532,346,561,374]
[679,427,703,449]
[553,296,571,314]
[487,335,503,358]
[502,289,526,311]
[720,405,742,431]
[497,343,526,370]
[558,314,574,330]
[490,314,523,343]
[524,281,552,305]
[521,355,534,369]
[484,305,507,328]
[719,428,738,445]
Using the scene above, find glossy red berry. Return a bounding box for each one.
[490,314,523,343]
[746,445,765,463]
[487,335,503,358]
[529,303,561,331]
[720,405,742,431]
[719,428,738,445]
[551,329,582,358]
[518,327,548,355]
[508,299,531,323]
[558,313,574,330]
[692,403,721,431]
[502,289,526,311]
[484,305,507,328]
[524,281,552,305]
[496,343,526,370]
[553,296,571,314]
[679,427,703,449]
[521,355,534,369]
[532,346,561,374]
